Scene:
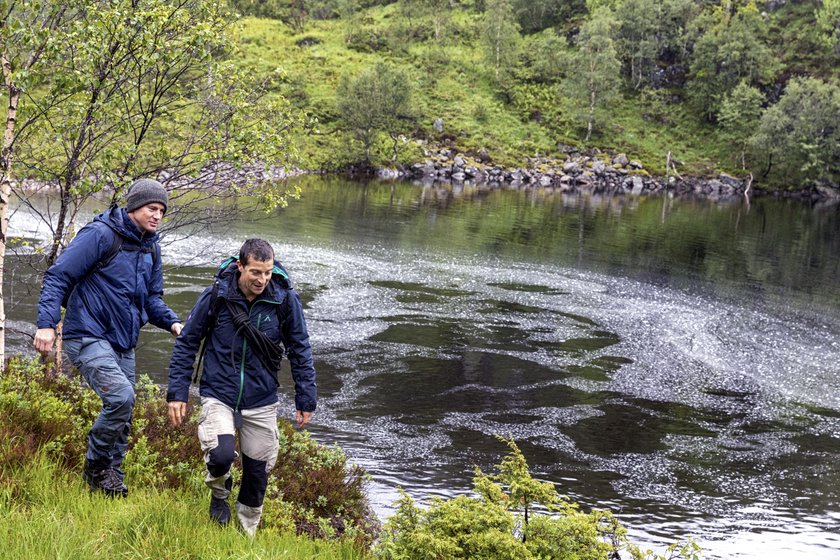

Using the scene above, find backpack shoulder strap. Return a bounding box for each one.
[192,259,235,384]
[61,225,122,309]
[97,230,124,271]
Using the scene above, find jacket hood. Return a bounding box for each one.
[94,206,158,244]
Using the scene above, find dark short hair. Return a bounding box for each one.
[238,239,274,265]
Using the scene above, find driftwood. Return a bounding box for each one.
[666,151,683,181]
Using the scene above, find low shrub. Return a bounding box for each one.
[124,375,205,490]
[374,437,699,560]
[264,422,380,548]
[0,356,99,471]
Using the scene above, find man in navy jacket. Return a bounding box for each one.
[167,238,316,535]
[34,178,183,497]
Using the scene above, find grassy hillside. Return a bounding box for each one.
[230,0,838,184]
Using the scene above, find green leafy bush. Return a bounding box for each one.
[0,357,99,471]
[264,422,380,548]
[375,437,699,560]
[124,375,205,491]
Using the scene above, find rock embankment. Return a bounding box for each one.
[380,147,839,202]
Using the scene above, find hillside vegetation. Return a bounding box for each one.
[231,0,840,189]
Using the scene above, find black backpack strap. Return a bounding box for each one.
[192,279,222,385]
[120,241,159,268]
[192,259,236,384]
[224,298,285,374]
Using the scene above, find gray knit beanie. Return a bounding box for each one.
[126,178,168,214]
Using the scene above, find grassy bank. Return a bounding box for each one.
[0,452,363,560]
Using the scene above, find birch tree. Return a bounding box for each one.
[718,81,764,169]
[1,0,302,368]
[1,1,72,372]
[482,0,521,85]
[569,7,621,142]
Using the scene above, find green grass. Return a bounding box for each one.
[231,6,725,173]
[0,452,366,560]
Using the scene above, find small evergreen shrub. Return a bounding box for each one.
[374,437,700,560]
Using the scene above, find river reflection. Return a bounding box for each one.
[7,177,840,559]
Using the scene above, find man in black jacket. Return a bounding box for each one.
[167,238,316,535]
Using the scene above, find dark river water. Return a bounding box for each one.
[7,177,840,559]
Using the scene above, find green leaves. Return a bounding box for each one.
[566,6,621,141]
[816,0,840,54]
[718,81,764,168]
[750,77,840,184]
[482,0,521,85]
[337,62,413,162]
[375,436,693,560]
[687,0,776,119]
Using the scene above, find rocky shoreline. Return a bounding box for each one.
[12,149,840,203]
[374,147,840,203]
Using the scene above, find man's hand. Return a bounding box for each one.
[33,327,56,355]
[168,401,187,427]
[296,410,312,429]
[170,322,183,337]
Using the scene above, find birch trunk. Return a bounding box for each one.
[0,52,21,373]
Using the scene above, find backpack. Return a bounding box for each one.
[61,226,160,309]
[191,256,291,384]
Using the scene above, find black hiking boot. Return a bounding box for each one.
[210,496,231,525]
[83,460,128,498]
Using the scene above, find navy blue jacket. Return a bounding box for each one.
[166,263,317,413]
[37,207,179,352]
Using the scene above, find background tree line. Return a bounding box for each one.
[229,0,839,189]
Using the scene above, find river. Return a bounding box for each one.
[7,176,840,559]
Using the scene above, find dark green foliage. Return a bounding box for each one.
[567,7,621,142]
[750,76,840,185]
[521,30,570,84]
[512,0,586,34]
[375,437,699,560]
[0,357,99,471]
[613,0,696,89]
[686,0,777,120]
[264,422,380,547]
[345,26,391,52]
[718,81,764,169]
[482,0,521,85]
[337,62,414,162]
[125,376,204,489]
[816,0,840,54]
